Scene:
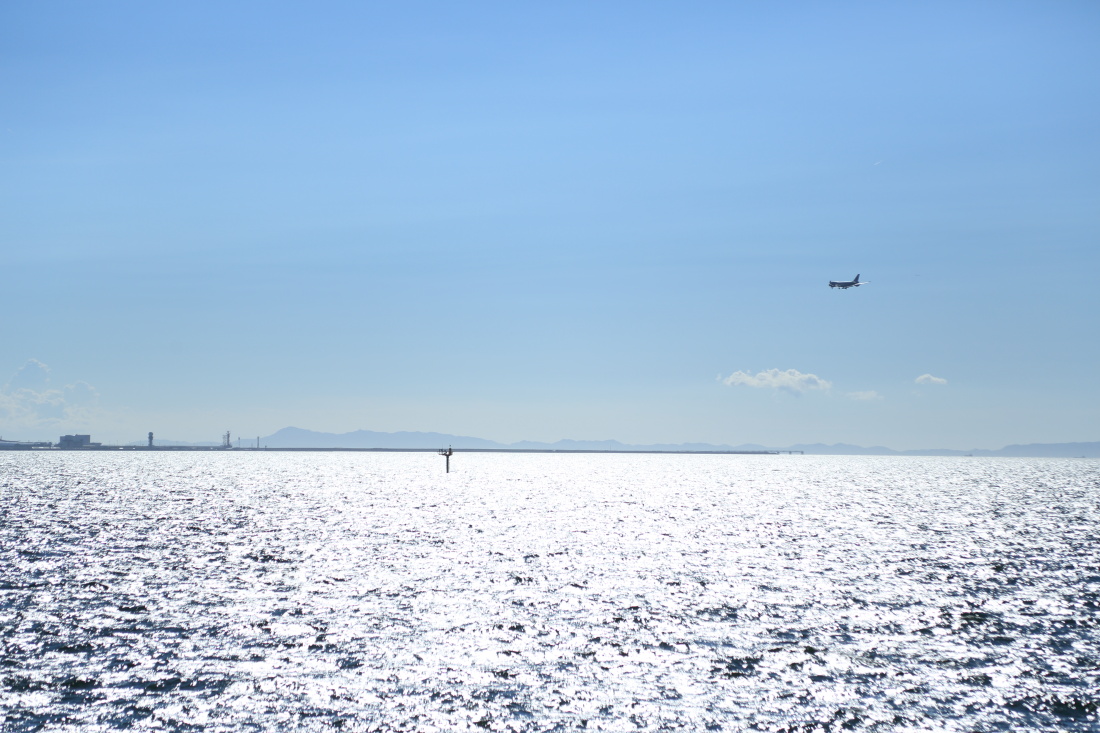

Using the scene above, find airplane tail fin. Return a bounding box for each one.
[854,274,860,283]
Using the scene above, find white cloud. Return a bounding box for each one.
[0,360,101,431]
[846,390,883,401]
[722,368,832,395]
[4,358,50,392]
[915,374,947,385]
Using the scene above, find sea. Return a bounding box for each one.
[1,452,1098,732]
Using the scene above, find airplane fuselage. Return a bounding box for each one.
[829,274,864,289]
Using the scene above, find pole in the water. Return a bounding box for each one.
[439,446,453,473]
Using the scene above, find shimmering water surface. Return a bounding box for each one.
[2,453,1098,731]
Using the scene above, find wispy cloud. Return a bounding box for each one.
[915,374,947,385]
[0,360,101,430]
[846,390,882,401]
[722,368,831,395]
[4,358,51,392]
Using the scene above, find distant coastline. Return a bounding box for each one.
[4,426,1097,457]
[0,445,792,455]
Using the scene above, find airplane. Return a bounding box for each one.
[828,274,868,289]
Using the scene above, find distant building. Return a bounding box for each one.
[58,434,101,449]
[0,438,53,450]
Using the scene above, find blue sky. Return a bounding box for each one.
[2,1,1098,449]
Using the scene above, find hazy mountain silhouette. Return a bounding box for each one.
[261,426,501,449]
[255,427,1099,457]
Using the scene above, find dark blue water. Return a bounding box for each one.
[2,453,1098,731]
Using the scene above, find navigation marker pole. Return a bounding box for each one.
[439,446,453,473]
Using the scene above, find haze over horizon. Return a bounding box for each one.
[3,2,1098,451]
[97,425,1098,458]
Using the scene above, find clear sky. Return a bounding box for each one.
[2,1,1098,449]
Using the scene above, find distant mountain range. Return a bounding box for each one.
[208,427,1099,458]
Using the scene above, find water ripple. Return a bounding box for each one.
[2,453,1098,730]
